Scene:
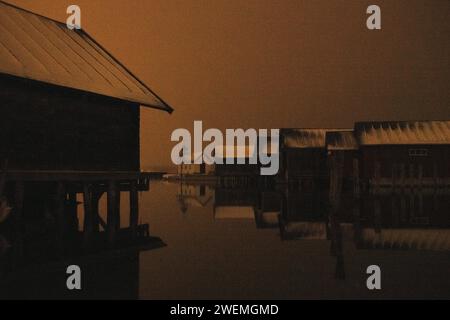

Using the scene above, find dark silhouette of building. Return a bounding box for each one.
[0,1,173,252]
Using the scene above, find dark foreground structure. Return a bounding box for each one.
[0,1,173,261]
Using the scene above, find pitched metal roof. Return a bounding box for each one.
[0,1,173,112]
[355,121,450,146]
[326,130,358,151]
[282,128,349,149]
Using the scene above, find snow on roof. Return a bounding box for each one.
[282,128,349,149]
[326,130,358,151]
[0,1,172,112]
[355,121,450,146]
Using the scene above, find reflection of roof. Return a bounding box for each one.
[282,129,349,149]
[355,121,450,146]
[259,211,279,225]
[214,206,255,219]
[0,1,172,112]
[282,222,354,240]
[282,222,327,239]
[326,130,358,151]
[181,195,212,208]
[361,228,450,251]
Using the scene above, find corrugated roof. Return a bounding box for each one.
[326,130,358,151]
[282,128,349,149]
[0,1,172,112]
[355,121,450,146]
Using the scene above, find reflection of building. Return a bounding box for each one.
[214,206,255,219]
[254,191,281,228]
[213,178,258,219]
[358,228,450,251]
[0,249,142,299]
[176,183,214,214]
[178,153,215,176]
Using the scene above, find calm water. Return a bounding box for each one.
[137,181,450,299]
[1,180,450,299]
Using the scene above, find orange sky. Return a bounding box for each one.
[6,0,450,170]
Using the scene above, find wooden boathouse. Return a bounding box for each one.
[279,128,347,223]
[325,130,359,223]
[0,2,173,251]
[354,120,450,228]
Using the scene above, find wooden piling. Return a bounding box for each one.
[83,183,93,247]
[130,180,139,240]
[55,182,66,248]
[67,191,79,233]
[107,180,120,245]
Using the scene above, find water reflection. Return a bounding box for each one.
[1,178,450,299]
[176,178,450,283]
[0,198,165,299]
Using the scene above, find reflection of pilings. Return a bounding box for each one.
[328,152,345,279]
[13,181,24,266]
[91,191,103,233]
[352,157,362,247]
[373,162,381,233]
[107,180,120,246]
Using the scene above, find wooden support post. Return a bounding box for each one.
[67,191,79,234]
[83,183,93,247]
[130,181,139,240]
[91,190,103,233]
[107,180,119,246]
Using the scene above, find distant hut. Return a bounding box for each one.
[0,2,173,247]
[354,120,450,228]
[177,152,215,176]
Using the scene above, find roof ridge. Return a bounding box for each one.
[0,0,68,27]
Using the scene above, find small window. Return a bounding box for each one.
[409,149,428,157]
